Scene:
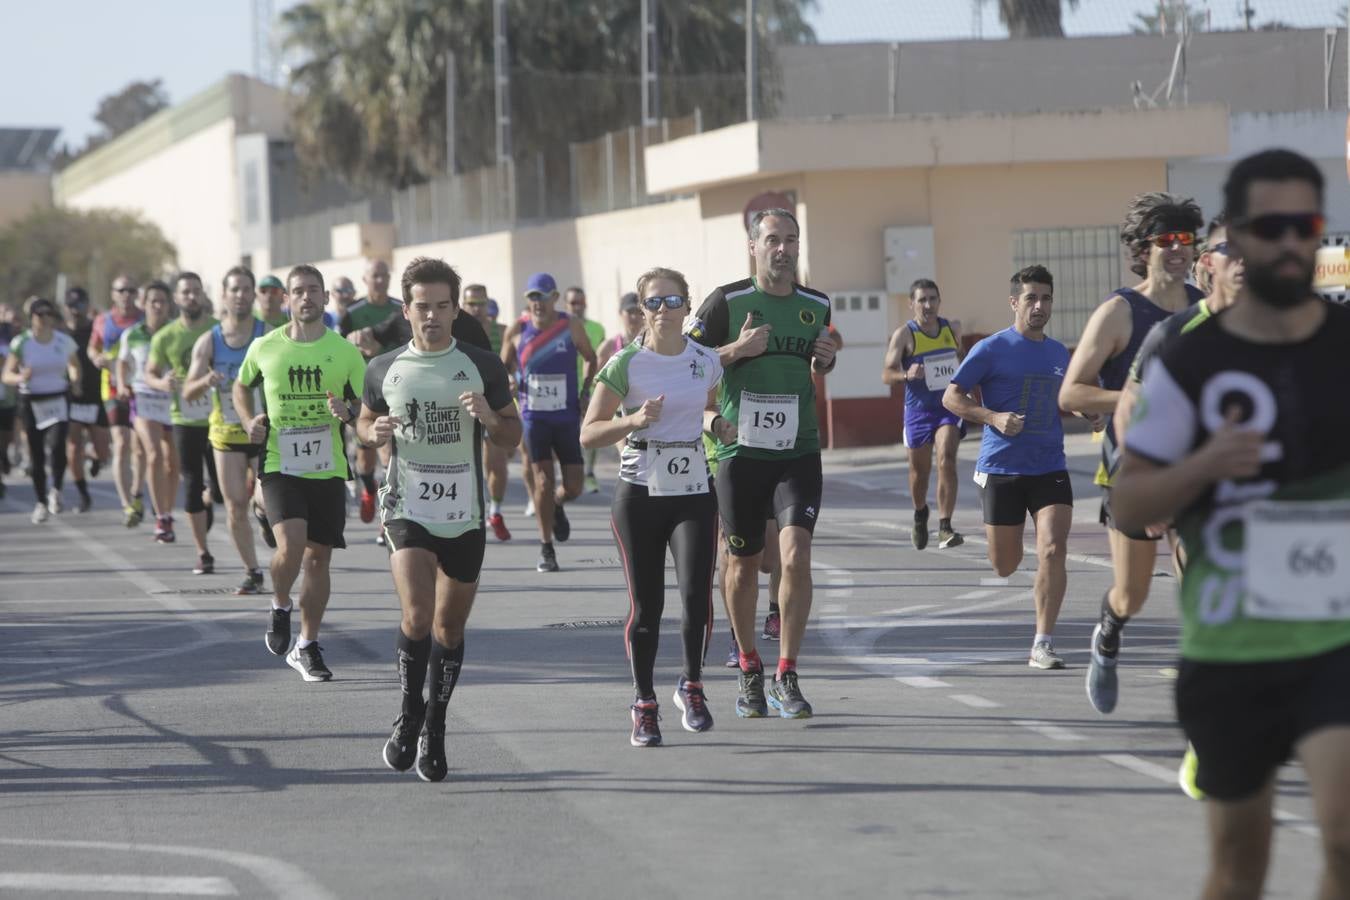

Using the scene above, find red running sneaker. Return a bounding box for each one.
[488,512,511,542]
[359,487,376,523]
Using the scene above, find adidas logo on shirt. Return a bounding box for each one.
[452,370,469,381]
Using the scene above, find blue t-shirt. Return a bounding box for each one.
[950,326,1069,476]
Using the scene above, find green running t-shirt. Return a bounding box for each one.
[362,339,515,537]
[689,278,831,461]
[148,316,218,426]
[237,327,366,480]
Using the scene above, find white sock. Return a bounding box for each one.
[488,499,501,516]
[296,637,314,649]
[1033,633,1052,647]
[272,600,292,612]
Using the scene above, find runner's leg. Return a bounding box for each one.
[1032,503,1072,637]
[1203,779,1276,900]
[669,497,718,683]
[214,449,259,572]
[908,443,932,512]
[985,523,1025,577]
[532,459,556,542]
[611,485,669,699]
[934,424,961,522]
[297,542,333,641]
[1297,726,1350,898]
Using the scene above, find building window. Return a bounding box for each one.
[1012,226,1122,345]
[244,160,260,226]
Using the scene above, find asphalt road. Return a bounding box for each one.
[0,433,1321,898]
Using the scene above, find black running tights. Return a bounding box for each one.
[611,480,718,699]
[21,396,68,504]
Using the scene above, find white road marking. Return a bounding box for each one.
[953,589,997,600]
[1012,720,1087,742]
[0,873,236,895]
[979,577,1010,586]
[1099,753,1178,782]
[0,839,336,900]
[894,676,951,688]
[949,693,1001,709]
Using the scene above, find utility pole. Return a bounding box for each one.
[493,0,511,165]
[745,0,757,122]
[445,51,456,174]
[1242,0,1255,32]
[641,0,660,132]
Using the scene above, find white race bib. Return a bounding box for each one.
[30,396,68,430]
[973,470,989,488]
[279,425,335,476]
[135,390,173,425]
[404,460,474,524]
[737,392,798,450]
[1244,500,1350,621]
[178,389,212,422]
[526,373,567,412]
[646,441,709,496]
[923,351,959,392]
[217,385,240,425]
[69,402,100,425]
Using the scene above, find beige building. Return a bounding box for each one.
[54,75,288,288]
[0,128,57,229]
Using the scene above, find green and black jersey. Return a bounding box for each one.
[1127,299,1215,386]
[341,298,404,355]
[689,278,831,461]
[363,339,515,538]
[1127,301,1350,663]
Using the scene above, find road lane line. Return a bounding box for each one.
[1012,720,1087,742]
[949,694,1001,709]
[0,873,236,895]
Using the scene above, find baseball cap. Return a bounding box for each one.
[524,273,556,296]
[259,274,284,290]
[65,287,90,307]
[486,299,500,317]
[619,292,640,311]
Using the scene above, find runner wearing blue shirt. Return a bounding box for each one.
[943,265,1073,670]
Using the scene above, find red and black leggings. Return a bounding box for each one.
[610,480,718,700]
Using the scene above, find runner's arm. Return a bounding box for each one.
[880,327,913,385]
[702,386,736,444]
[182,331,216,401]
[571,318,598,395]
[500,320,521,374]
[115,338,133,396]
[67,347,83,391]
[1058,297,1128,415]
[580,382,642,448]
[143,346,176,393]
[950,320,965,362]
[1,348,22,386]
[87,316,109,369]
[942,382,999,428]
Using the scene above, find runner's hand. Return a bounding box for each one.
[459,391,496,426]
[736,312,771,358]
[714,415,738,444]
[324,390,350,421]
[371,415,401,445]
[811,328,836,368]
[1084,412,1108,432]
[166,372,182,393]
[246,414,268,444]
[991,412,1024,437]
[630,395,664,429]
[18,366,32,385]
[1197,408,1263,481]
[207,370,226,387]
[905,362,924,382]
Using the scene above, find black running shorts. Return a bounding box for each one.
[978,470,1073,527]
[383,519,486,583]
[1099,486,1160,542]
[260,472,348,548]
[1176,641,1350,802]
[714,453,822,556]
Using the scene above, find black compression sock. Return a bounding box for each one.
[396,630,432,718]
[914,505,929,521]
[359,471,376,493]
[1097,591,1129,656]
[75,479,90,500]
[427,640,465,729]
[939,517,952,533]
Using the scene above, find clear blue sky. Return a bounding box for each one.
[1,0,1341,149]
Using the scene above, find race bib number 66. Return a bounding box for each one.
[1244,500,1350,621]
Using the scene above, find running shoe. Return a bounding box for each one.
[1028,641,1065,670]
[552,503,571,542]
[0,480,6,500]
[89,458,102,478]
[1085,623,1119,714]
[235,569,264,596]
[131,495,145,519]
[537,544,559,573]
[630,700,662,747]
[488,512,511,542]
[47,493,63,515]
[416,726,448,782]
[30,502,48,525]
[937,528,964,549]
[1178,744,1205,801]
[359,487,376,523]
[154,516,176,544]
[761,610,781,641]
[253,502,275,549]
[724,637,740,669]
[123,505,142,528]
[77,492,92,513]
[735,666,769,718]
[767,670,814,719]
[911,506,929,550]
[523,497,535,517]
[673,678,713,733]
[383,710,425,772]
[265,606,292,656]
[204,502,214,532]
[193,553,215,576]
[286,642,333,682]
[584,474,599,494]
[248,568,265,592]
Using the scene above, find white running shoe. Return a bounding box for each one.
[31,502,49,524]
[47,493,63,515]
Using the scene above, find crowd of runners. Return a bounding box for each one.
[2,148,1347,898]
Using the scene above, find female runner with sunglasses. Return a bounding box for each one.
[2,297,82,524]
[581,267,734,747]
[1057,191,1206,713]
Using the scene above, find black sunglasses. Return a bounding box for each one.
[1207,241,1231,256]
[114,286,138,294]
[642,294,686,311]
[1235,213,1325,242]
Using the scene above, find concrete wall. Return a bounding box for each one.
[64,118,241,284]
[0,171,51,229]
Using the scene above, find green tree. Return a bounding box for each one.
[0,207,177,305]
[998,0,1078,38]
[1132,1,1207,35]
[280,0,815,189]
[57,80,170,168]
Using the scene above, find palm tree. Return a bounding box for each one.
[997,0,1079,39]
[1131,1,1207,35]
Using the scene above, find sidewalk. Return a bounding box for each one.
[824,430,1103,478]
